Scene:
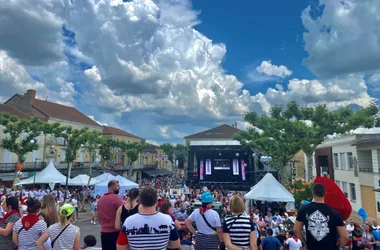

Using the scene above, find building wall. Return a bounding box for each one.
[311,135,380,217]
[292,150,306,179]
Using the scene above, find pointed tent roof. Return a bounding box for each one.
[95,173,116,182]
[66,174,101,186]
[244,173,295,202]
[93,175,138,196]
[16,161,67,185]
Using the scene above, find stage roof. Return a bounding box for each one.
[189,140,241,146]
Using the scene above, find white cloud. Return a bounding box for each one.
[302,0,380,78]
[256,60,292,78]
[0,0,65,66]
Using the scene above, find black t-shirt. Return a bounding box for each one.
[296,202,344,250]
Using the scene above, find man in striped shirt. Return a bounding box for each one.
[116,187,180,250]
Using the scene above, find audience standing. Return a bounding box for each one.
[0,196,20,250]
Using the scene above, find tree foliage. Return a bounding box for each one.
[160,143,175,164]
[235,101,379,180]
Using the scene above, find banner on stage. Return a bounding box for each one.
[233,159,239,175]
[241,160,246,181]
[205,159,212,175]
[200,159,204,180]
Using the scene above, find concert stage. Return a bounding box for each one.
[184,124,277,191]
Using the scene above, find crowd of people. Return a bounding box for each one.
[0,178,377,250]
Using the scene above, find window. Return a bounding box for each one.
[350,183,356,201]
[335,180,341,188]
[342,182,348,197]
[347,153,353,170]
[333,153,339,169]
[340,153,346,170]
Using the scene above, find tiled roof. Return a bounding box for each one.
[102,126,141,139]
[32,99,101,127]
[0,104,31,119]
[185,124,241,139]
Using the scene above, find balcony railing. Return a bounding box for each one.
[359,167,374,173]
[0,162,47,171]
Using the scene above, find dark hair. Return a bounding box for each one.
[289,230,295,236]
[267,228,273,236]
[108,180,117,188]
[128,188,139,208]
[6,196,19,210]
[159,202,172,214]
[313,183,326,197]
[84,235,97,247]
[26,198,41,214]
[139,187,157,207]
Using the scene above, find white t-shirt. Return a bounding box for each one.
[346,224,354,237]
[286,237,302,250]
[189,209,221,235]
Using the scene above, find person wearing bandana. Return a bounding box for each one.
[0,197,20,250]
[13,198,47,250]
[285,230,302,250]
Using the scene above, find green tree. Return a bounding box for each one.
[55,127,93,191]
[98,138,116,169]
[160,143,175,165]
[0,113,59,186]
[235,101,379,181]
[83,131,102,185]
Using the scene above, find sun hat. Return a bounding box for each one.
[201,192,213,203]
[60,204,74,217]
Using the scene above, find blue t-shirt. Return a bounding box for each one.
[261,236,282,250]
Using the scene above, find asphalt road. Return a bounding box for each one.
[74,209,102,248]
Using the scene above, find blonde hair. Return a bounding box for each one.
[229,195,245,214]
[41,194,58,226]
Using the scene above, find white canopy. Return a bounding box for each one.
[66,174,101,186]
[16,161,68,188]
[95,173,116,182]
[244,173,295,202]
[94,175,139,197]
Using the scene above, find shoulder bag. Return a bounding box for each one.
[51,223,71,248]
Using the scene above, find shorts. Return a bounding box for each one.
[75,207,78,213]
[91,208,97,213]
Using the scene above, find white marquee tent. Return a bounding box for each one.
[16,161,68,189]
[65,174,101,186]
[244,173,295,209]
[94,175,138,196]
[95,173,116,182]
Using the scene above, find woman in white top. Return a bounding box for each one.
[13,198,47,250]
[37,204,80,250]
[185,192,223,250]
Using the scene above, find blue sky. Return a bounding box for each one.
[0,0,379,144]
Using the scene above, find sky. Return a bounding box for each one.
[1,0,380,144]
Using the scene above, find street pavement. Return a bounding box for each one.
[74,206,102,248]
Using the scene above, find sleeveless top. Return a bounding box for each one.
[120,204,139,225]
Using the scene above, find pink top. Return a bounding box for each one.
[97,192,123,233]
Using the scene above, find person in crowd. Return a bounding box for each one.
[223,195,257,250]
[13,198,47,250]
[82,235,97,250]
[160,202,181,230]
[264,211,272,226]
[260,228,282,250]
[176,204,187,221]
[90,198,97,225]
[181,230,195,250]
[294,183,348,250]
[284,230,302,250]
[115,188,139,231]
[39,194,58,227]
[37,204,80,250]
[0,196,20,250]
[257,215,266,229]
[69,196,79,222]
[185,191,223,250]
[352,223,363,250]
[116,186,180,250]
[97,180,123,250]
[346,219,355,250]
[361,222,375,250]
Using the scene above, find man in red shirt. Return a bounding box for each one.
[97,180,123,250]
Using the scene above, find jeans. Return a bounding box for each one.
[101,231,119,250]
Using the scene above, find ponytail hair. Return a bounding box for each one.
[128,188,139,208]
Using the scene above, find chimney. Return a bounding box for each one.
[26,89,36,100]
[23,89,36,114]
